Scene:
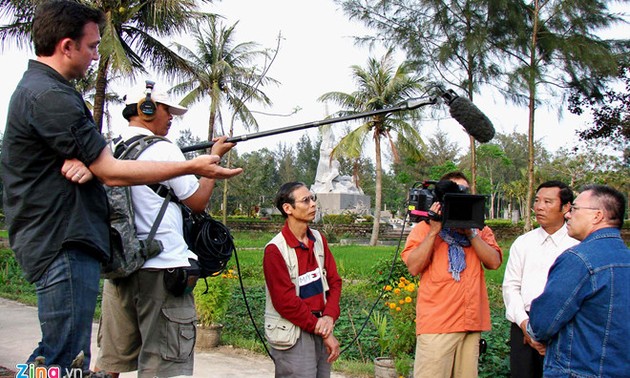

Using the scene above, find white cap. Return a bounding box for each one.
[124,85,188,116]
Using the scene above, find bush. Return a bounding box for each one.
[194,269,238,327]
[0,249,36,305]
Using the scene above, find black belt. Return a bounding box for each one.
[312,311,323,318]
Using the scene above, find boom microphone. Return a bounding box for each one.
[441,90,495,143]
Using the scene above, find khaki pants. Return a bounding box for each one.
[96,270,196,378]
[414,332,481,378]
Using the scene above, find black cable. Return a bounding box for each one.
[191,215,234,280]
[233,247,274,359]
[339,211,411,356]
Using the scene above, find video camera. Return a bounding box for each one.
[407,180,487,229]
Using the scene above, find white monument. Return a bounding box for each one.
[311,125,371,216]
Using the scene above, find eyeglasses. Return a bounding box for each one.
[294,194,317,205]
[568,205,600,213]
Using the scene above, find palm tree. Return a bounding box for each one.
[170,18,279,222]
[0,0,209,132]
[74,67,124,139]
[170,18,278,142]
[319,50,425,246]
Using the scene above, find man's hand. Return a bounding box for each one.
[190,154,243,179]
[210,136,236,158]
[61,158,93,184]
[427,202,443,236]
[323,334,341,363]
[520,319,546,356]
[315,315,335,340]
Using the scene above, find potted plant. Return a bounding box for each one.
[193,269,238,349]
[371,275,417,378]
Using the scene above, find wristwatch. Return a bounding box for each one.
[467,229,479,241]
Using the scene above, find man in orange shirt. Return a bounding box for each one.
[401,172,502,378]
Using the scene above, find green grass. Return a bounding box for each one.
[231,231,276,249]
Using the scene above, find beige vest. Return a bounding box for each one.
[263,229,329,350]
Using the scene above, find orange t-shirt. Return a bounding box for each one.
[401,222,502,334]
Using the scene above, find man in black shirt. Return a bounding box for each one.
[0,1,241,373]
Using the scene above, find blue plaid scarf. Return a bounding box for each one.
[439,229,470,281]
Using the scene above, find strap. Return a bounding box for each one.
[113,134,170,160]
[113,134,175,243]
[145,191,172,247]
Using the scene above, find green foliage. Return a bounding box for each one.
[479,282,511,377]
[369,310,389,356]
[193,269,238,327]
[0,249,36,305]
[370,255,411,292]
[376,276,417,377]
[322,213,359,225]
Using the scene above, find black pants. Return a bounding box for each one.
[509,322,544,378]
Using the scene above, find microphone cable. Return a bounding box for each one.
[192,216,274,359]
[339,210,412,357]
[232,246,274,359]
[191,214,234,280]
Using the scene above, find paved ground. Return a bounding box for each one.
[0,298,349,377]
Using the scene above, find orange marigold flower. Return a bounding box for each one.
[389,303,396,309]
[385,285,393,291]
[405,296,412,303]
[394,288,401,294]
[396,307,402,312]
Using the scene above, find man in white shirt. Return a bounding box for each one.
[502,181,579,378]
[96,83,235,377]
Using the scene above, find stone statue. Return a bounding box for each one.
[311,125,363,194]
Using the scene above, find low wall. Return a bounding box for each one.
[226,221,630,244]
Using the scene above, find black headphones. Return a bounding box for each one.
[137,80,157,121]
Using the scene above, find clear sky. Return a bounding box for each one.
[1,0,627,160]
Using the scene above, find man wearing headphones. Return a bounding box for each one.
[95,84,232,377]
[1,1,241,373]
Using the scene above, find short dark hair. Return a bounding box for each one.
[122,104,139,121]
[274,182,307,218]
[440,171,470,185]
[536,180,574,209]
[580,184,626,229]
[33,0,105,57]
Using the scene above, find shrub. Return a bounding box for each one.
[380,276,417,377]
[194,269,238,327]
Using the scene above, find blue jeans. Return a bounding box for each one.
[28,248,101,372]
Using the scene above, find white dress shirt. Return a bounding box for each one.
[502,224,579,327]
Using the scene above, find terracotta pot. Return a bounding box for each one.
[195,323,224,350]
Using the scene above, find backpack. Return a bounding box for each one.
[101,135,172,279]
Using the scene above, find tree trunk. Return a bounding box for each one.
[93,58,110,134]
[524,1,541,232]
[467,83,477,193]
[469,135,477,194]
[221,150,233,224]
[370,130,383,246]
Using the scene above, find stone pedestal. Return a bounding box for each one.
[316,192,371,216]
